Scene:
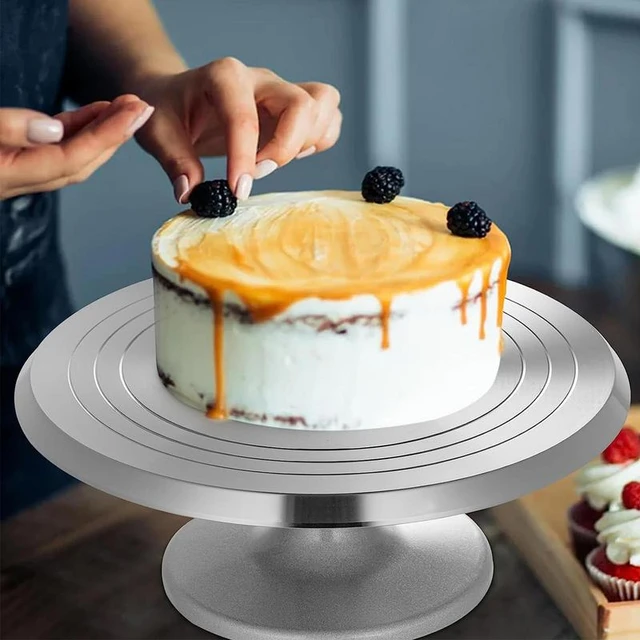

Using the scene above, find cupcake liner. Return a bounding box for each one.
[567,505,599,564]
[585,548,640,602]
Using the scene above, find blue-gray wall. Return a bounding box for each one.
[60,0,640,309]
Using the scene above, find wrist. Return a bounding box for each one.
[120,55,189,98]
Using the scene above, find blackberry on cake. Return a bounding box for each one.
[447,201,492,238]
[361,166,405,204]
[189,180,237,218]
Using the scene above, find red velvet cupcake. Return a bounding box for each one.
[585,482,640,601]
[569,427,640,563]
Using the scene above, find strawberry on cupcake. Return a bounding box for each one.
[568,427,640,563]
[586,481,640,601]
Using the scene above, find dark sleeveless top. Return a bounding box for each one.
[1,0,76,519]
[0,0,73,368]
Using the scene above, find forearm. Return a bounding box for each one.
[64,0,187,104]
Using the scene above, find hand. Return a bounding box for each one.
[132,57,342,203]
[0,95,154,200]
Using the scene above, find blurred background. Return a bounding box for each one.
[3,2,640,639]
[59,0,640,394]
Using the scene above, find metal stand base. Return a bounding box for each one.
[162,516,493,640]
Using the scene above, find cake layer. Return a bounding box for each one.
[152,190,511,428]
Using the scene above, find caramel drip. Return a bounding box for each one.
[457,277,472,325]
[207,291,227,419]
[496,250,511,354]
[479,268,491,340]
[379,298,391,349]
[496,256,510,328]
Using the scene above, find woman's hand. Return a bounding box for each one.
[132,57,342,203]
[0,95,154,200]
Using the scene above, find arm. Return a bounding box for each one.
[64,0,342,204]
[64,0,187,104]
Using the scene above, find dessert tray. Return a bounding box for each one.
[492,408,640,640]
[14,279,630,639]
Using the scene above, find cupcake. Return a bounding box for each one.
[569,427,640,563]
[586,481,640,601]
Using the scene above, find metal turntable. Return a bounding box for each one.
[15,279,630,639]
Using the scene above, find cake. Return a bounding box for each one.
[152,177,511,430]
[569,427,640,562]
[586,481,640,601]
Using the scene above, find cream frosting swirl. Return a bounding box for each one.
[595,506,640,566]
[575,459,640,510]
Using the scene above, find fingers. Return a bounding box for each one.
[0,108,64,147]
[136,109,204,204]
[316,108,342,153]
[44,96,153,183]
[53,101,111,138]
[1,96,153,197]
[254,79,341,176]
[254,82,318,173]
[206,57,260,200]
[295,82,341,154]
[27,142,123,195]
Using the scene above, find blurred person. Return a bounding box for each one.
[0,0,342,518]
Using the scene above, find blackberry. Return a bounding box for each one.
[361,166,405,204]
[189,180,237,218]
[446,201,492,238]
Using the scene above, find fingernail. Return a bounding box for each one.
[254,159,278,180]
[235,174,253,200]
[173,174,189,204]
[295,146,316,160]
[27,118,63,144]
[126,105,155,135]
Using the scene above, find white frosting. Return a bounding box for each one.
[151,191,509,429]
[575,460,640,510]
[152,258,505,429]
[595,507,640,566]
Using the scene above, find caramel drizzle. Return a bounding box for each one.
[380,298,391,349]
[455,254,511,349]
[479,268,491,340]
[457,277,472,326]
[167,193,511,418]
[207,291,226,419]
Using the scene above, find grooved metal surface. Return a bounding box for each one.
[16,279,630,527]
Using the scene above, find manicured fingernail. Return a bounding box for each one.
[235,174,253,200]
[173,175,189,204]
[254,159,278,180]
[27,118,63,144]
[296,146,316,160]
[126,105,155,135]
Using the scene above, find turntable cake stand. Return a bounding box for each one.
[15,280,630,640]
